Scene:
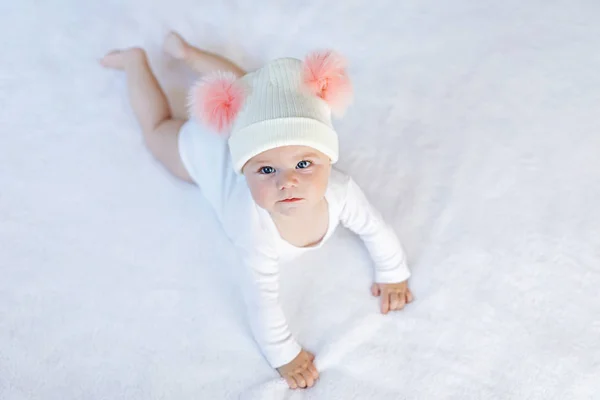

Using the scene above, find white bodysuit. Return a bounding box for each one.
[178,120,411,368]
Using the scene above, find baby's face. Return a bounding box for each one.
[242,145,332,217]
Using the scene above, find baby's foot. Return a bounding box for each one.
[99,47,145,70]
[163,31,188,60]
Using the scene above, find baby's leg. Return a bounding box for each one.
[164,31,246,77]
[100,48,193,183]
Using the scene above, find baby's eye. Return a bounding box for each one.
[296,160,312,169]
[259,166,275,174]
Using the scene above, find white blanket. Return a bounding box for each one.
[2,1,599,398]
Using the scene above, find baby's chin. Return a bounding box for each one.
[272,199,308,214]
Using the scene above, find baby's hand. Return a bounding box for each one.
[277,349,319,389]
[371,281,414,314]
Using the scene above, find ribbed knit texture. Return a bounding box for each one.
[228,58,339,173]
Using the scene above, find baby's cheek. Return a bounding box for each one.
[311,170,329,197]
[303,182,322,204]
[246,179,265,207]
[257,189,271,207]
[255,185,277,209]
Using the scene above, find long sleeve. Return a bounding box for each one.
[238,246,302,368]
[339,177,411,283]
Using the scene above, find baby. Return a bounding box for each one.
[101,31,414,390]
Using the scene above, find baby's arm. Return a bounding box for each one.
[339,177,413,312]
[239,248,318,389]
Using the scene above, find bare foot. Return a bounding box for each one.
[99,47,145,70]
[163,31,188,60]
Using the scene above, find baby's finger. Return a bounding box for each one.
[390,291,400,310]
[371,283,380,297]
[300,369,315,388]
[397,293,406,310]
[308,361,320,380]
[286,376,298,389]
[406,289,414,303]
[380,289,390,314]
[293,373,306,388]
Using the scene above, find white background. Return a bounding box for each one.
[1,0,599,398]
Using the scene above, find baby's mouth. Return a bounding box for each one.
[279,197,303,203]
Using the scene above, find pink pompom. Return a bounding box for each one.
[187,71,246,134]
[302,50,353,116]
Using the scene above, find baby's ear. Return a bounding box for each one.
[187,71,246,134]
[302,50,353,117]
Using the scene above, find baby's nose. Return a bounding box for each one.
[278,170,299,189]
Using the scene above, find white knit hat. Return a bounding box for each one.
[188,51,353,174]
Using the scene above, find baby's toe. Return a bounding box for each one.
[163,31,187,59]
[99,50,124,68]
